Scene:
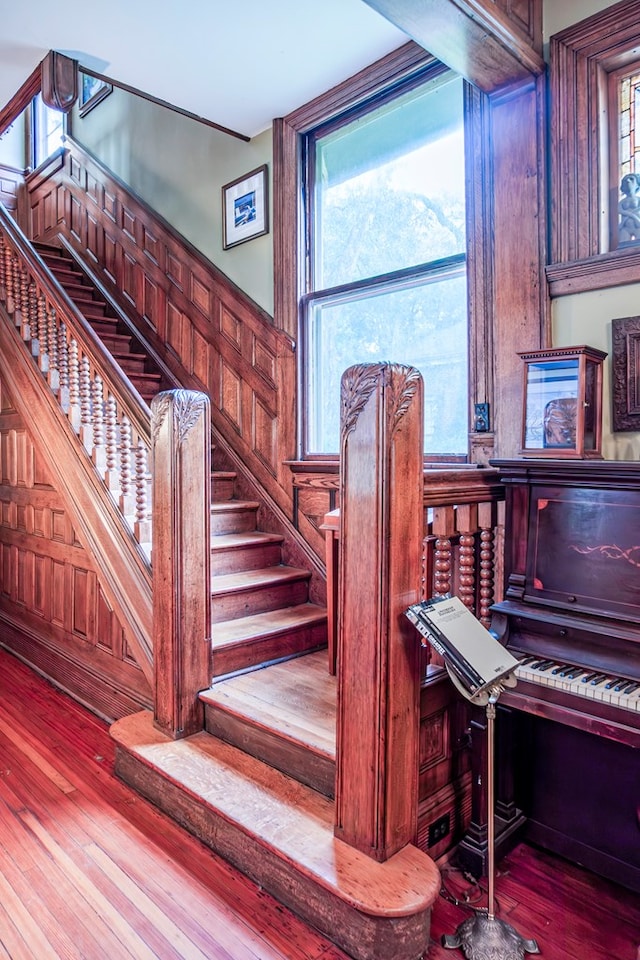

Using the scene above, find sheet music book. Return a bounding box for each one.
[405,595,519,696]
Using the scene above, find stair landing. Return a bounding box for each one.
[111,708,440,960]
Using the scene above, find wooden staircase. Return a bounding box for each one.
[35,241,328,679]
[30,243,439,959]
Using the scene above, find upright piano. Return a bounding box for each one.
[490,459,640,891]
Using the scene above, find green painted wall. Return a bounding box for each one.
[71,88,274,315]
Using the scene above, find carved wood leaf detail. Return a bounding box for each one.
[151,390,206,448]
[340,363,385,440]
[340,362,421,442]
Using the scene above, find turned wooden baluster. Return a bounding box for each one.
[134,438,151,553]
[57,321,70,412]
[432,505,455,597]
[17,268,29,328]
[34,295,47,367]
[457,503,478,611]
[92,375,107,473]
[23,281,37,342]
[119,415,135,521]
[68,338,81,433]
[5,245,14,314]
[11,259,21,323]
[79,355,93,454]
[478,501,496,627]
[47,305,59,394]
[104,395,120,493]
[0,234,5,300]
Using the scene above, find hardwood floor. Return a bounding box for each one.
[0,645,638,960]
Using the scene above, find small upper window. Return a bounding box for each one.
[613,66,640,248]
[32,93,65,169]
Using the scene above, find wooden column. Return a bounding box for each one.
[335,362,423,862]
[151,389,211,739]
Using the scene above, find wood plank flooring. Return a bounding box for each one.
[0,645,638,960]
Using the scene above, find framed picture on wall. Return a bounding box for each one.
[222,165,269,249]
[78,71,113,117]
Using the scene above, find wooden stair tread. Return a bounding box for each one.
[212,565,311,594]
[202,649,336,755]
[211,530,284,550]
[212,602,326,644]
[110,709,440,919]
[211,499,260,513]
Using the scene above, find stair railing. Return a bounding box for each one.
[0,201,154,682]
[0,206,152,559]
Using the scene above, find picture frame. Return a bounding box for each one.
[78,71,113,117]
[222,165,268,249]
[612,315,640,431]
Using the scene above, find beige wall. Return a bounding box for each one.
[71,89,274,315]
[543,0,617,40]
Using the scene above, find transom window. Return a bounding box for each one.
[301,68,467,457]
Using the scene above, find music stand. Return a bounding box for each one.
[405,597,540,960]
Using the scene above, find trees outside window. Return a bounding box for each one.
[301,70,467,456]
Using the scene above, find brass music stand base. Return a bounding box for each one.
[442,910,540,959]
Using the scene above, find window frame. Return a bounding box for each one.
[298,63,467,458]
[547,0,640,296]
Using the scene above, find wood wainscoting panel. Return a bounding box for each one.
[0,372,151,720]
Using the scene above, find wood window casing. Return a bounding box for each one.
[547,0,640,296]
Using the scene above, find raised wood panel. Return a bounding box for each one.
[253,336,276,386]
[191,273,212,318]
[122,204,137,242]
[166,249,184,290]
[104,230,118,285]
[192,327,211,391]
[142,274,159,327]
[166,298,186,358]
[86,171,101,206]
[220,360,242,432]
[86,210,101,264]
[0,370,151,718]
[122,252,142,309]
[70,193,83,244]
[104,186,117,222]
[142,224,160,265]
[253,396,277,476]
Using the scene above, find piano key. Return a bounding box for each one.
[590,674,607,686]
[514,660,640,715]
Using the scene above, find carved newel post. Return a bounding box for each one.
[151,390,211,739]
[335,362,424,861]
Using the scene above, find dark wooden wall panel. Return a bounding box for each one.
[0,372,151,720]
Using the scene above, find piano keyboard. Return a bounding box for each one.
[516,656,640,713]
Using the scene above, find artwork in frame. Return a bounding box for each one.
[78,72,113,117]
[611,315,640,431]
[222,165,269,249]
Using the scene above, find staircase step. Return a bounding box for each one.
[202,649,334,793]
[210,603,327,676]
[211,565,311,622]
[211,471,237,502]
[211,530,284,574]
[111,710,440,960]
[211,499,260,534]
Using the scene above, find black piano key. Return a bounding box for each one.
[552,663,569,674]
[614,679,630,692]
[581,673,598,683]
[535,660,555,672]
[622,682,640,694]
[605,677,625,689]
[519,656,538,666]
[590,674,607,686]
[564,668,584,680]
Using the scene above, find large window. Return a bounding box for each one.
[32,93,65,169]
[301,69,467,456]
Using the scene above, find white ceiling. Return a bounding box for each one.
[0,0,409,137]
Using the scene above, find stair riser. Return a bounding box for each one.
[211,479,236,501]
[204,703,335,797]
[211,542,282,575]
[117,357,149,375]
[211,578,310,622]
[210,620,327,677]
[211,509,258,535]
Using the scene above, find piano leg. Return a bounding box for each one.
[457,704,526,877]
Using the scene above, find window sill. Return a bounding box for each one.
[546,247,640,297]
